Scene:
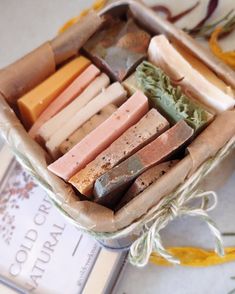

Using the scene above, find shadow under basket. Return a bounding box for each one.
[0,0,235,267]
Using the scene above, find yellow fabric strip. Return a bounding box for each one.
[209,27,235,69]
[150,247,235,267]
[58,0,107,34]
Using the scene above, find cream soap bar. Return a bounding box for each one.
[148,35,235,113]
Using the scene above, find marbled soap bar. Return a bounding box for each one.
[117,160,178,209]
[94,120,193,207]
[29,64,100,139]
[60,104,117,154]
[69,108,169,196]
[48,90,149,180]
[83,18,151,81]
[18,56,90,128]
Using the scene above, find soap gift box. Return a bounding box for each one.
[0,0,235,266]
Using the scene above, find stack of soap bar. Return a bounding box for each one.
[136,61,213,131]
[48,90,149,180]
[38,73,110,143]
[60,104,118,154]
[17,56,90,128]
[117,160,178,209]
[29,64,100,139]
[69,108,169,196]
[83,18,151,81]
[148,35,235,113]
[45,82,127,158]
[93,120,194,207]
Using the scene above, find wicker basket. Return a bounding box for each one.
[0,0,235,266]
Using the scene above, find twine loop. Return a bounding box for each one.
[129,190,224,267]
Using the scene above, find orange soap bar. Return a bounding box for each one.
[18,56,90,128]
[29,64,99,139]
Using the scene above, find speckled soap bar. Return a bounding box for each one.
[117,160,178,209]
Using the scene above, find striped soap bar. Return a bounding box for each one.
[48,90,149,180]
[29,64,100,139]
[69,108,169,196]
[94,120,193,207]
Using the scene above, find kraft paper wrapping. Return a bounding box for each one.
[51,11,103,65]
[0,11,103,106]
[0,2,234,234]
[0,42,56,106]
[187,111,235,176]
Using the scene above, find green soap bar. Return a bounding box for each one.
[135,61,213,131]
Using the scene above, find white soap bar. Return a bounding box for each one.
[148,35,235,113]
[46,82,127,158]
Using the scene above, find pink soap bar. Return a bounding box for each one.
[48,90,149,180]
[29,64,100,139]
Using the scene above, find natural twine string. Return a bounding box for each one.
[129,190,222,267]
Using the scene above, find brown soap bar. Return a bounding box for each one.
[69,108,169,196]
[117,160,178,210]
[93,120,194,207]
[83,18,151,81]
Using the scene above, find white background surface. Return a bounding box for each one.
[0,1,235,294]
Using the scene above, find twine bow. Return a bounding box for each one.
[129,190,224,267]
